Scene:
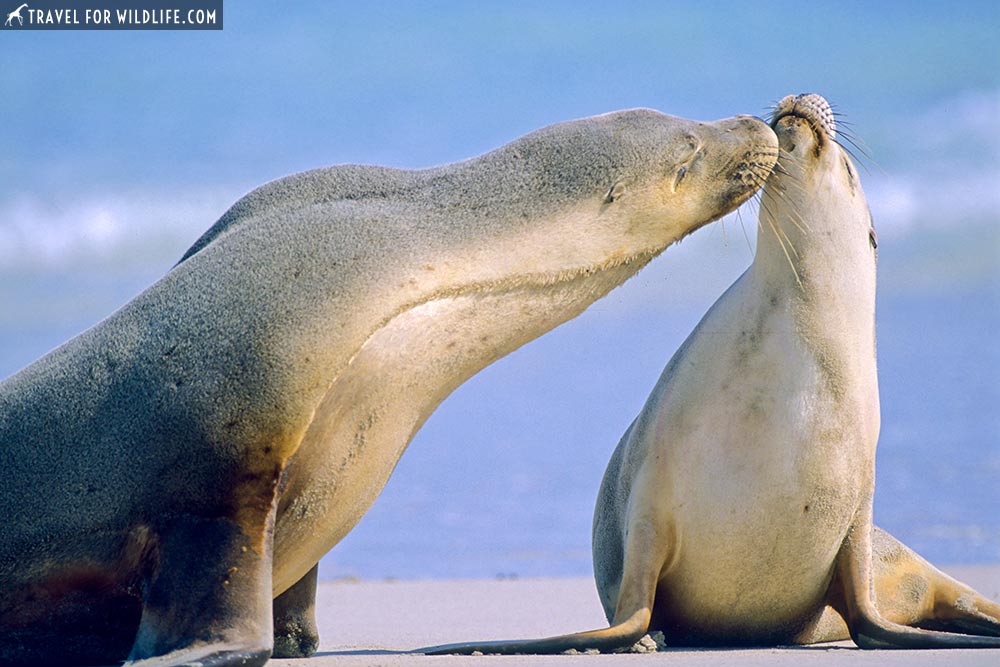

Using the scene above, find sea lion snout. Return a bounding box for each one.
[709,113,777,142]
[726,114,772,131]
[699,115,777,212]
[771,93,836,147]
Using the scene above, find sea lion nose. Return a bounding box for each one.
[773,94,835,139]
[795,93,831,112]
[794,94,835,138]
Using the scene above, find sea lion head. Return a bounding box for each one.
[460,110,779,289]
[591,111,780,256]
[769,93,856,194]
[761,93,877,288]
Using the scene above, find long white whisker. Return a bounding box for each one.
[737,205,754,254]
[759,192,803,288]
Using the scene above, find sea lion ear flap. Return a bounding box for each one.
[604,180,627,204]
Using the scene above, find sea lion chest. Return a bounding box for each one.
[650,274,872,634]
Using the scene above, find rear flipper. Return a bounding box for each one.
[832,518,1000,648]
[870,526,1000,638]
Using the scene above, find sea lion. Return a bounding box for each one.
[0,108,778,666]
[424,94,1000,654]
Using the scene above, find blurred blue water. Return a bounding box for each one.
[876,286,1000,564]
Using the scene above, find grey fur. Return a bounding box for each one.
[1,108,777,667]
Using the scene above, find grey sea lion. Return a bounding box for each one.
[424,94,1000,654]
[0,108,778,666]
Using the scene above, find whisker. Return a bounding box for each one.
[767,173,811,234]
[834,125,870,151]
[773,175,805,198]
[746,169,771,192]
[833,138,873,176]
[773,210,800,258]
[757,192,777,222]
[770,161,804,187]
[737,205,754,254]
[836,135,884,177]
[771,190,810,236]
[826,110,882,176]
[829,101,849,115]
[763,160,808,288]
[771,154,809,194]
[760,198,803,287]
[707,210,726,244]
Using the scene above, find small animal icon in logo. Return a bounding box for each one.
[5,3,28,26]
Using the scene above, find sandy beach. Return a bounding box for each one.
[267,566,1000,666]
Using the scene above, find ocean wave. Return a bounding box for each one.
[0,190,236,270]
[866,88,1000,238]
[1,90,996,269]
[3,175,992,274]
[866,170,1000,238]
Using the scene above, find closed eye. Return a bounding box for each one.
[868,228,878,251]
[673,165,687,190]
[604,180,626,203]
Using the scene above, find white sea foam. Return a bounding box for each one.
[0,189,237,270]
[866,89,1000,238]
[1,172,992,272]
[866,170,1000,238]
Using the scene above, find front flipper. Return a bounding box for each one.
[125,509,277,667]
[272,563,320,658]
[834,517,1000,649]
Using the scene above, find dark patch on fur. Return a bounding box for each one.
[0,568,141,666]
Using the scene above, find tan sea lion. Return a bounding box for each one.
[0,109,778,666]
[424,94,1000,654]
